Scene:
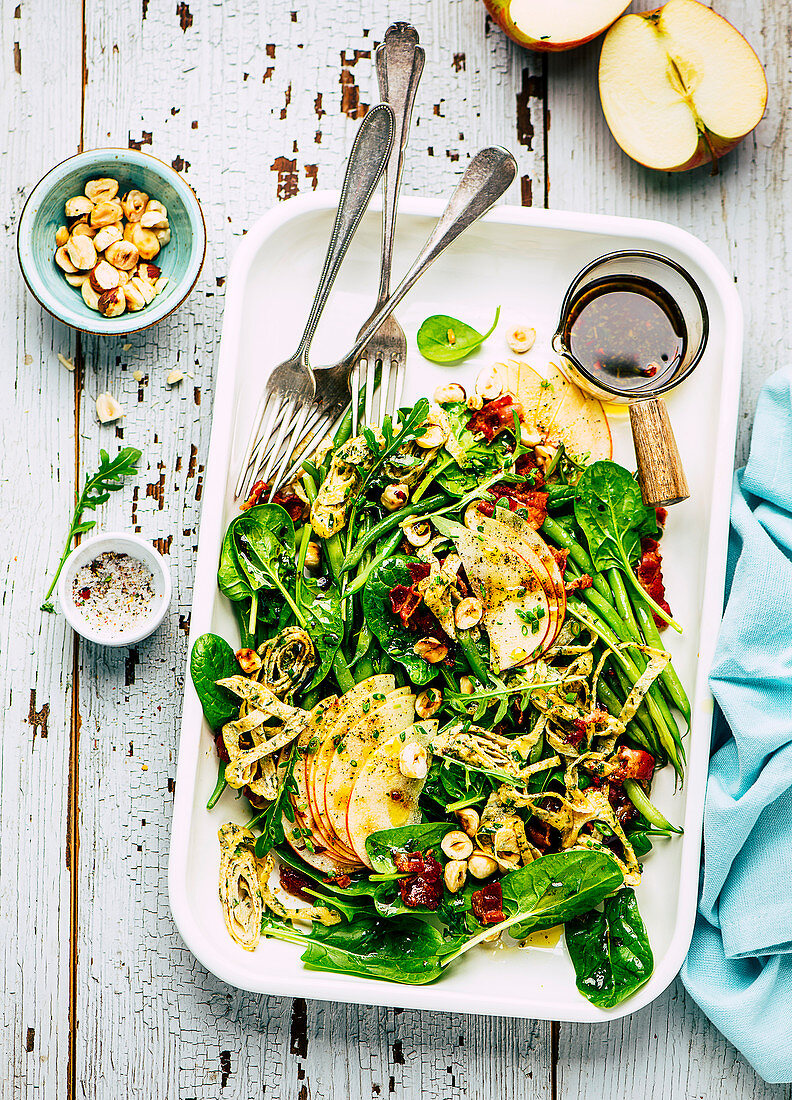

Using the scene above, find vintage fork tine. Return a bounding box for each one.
[235,393,279,499]
[364,356,378,428]
[259,396,297,488]
[274,409,336,494]
[351,361,362,436]
[266,401,312,500]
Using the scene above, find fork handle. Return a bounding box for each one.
[375,23,424,304]
[344,146,518,364]
[294,102,395,361]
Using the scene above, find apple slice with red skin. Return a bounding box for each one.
[483,0,631,52]
[599,0,767,172]
[506,359,612,464]
[346,723,438,869]
[281,808,362,876]
[464,504,565,657]
[322,689,416,856]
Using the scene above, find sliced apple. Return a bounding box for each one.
[346,722,437,868]
[484,0,631,52]
[281,808,362,876]
[323,689,416,854]
[507,359,612,464]
[599,0,767,172]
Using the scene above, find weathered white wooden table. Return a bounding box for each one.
[3,1,790,1097]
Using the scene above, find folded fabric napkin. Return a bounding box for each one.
[680,366,792,1085]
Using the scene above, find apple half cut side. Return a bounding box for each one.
[599,0,767,172]
[483,0,631,52]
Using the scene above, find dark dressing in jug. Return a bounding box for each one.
[562,274,687,394]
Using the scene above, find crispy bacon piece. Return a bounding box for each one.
[515,451,545,489]
[214,730,230,763]
[569,708,610,748]
[552,548,569,575]
[279,866,316,903]
[471,881,505,925]
[323,873,352,889]
[408,562,431,584]
[239,479,307,521]
[468,395,523,442]
[608,783,638,827]
[612,745,655,783]
[395,851,443,910]
[635,537,672,630]
[389,561,450,641]
[565,572,592,594]
[478,485,548,529]
[655,507,667,528]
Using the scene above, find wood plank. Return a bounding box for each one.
[0,2,82,1098]
[73,1,551,1097]
[545,1,792,1094]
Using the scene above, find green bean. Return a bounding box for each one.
[353,657,375,683]
[623,779,682,833]
[413,454,455,502]
[333,649,355,693]
[540,515,610,601]
[206,761,228,810]
[341,495,446,574]
[302,472,318,503]
[632,594,691,726]
[606,568,643,645]
[333,405,353,448]
[457,630,490,685]
[323,533,345,583]
[345,529,403,596]
[594,678,655,754]
[608,660,664,760]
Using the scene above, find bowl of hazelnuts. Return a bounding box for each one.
[17,148,206,335]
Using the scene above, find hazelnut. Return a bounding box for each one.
[105,239,140,270]
[415,688,442,720]
[98,286,126,318]
[236,648,262,674]
[84,177,119,203]
[380,483,409,512]
[65,234,97,271]
[123,281,147,312]
[89,260,121,294]
[414,423,446,449]
[475,363,505,401]
[443,860,467,894]
[506,326,536,354]
[120,190,149,222]
[304,541,321,570]
[454,596,483,632]
[459,676,475,696]
[81,279,101,311]
[403,519,431,548]
[441,830,474,861]
[90,199,123,228]
[413,638,448,665]
[127,223,160,260]
[433,382,466,405]
[456,808,480,836]
[54,225,69,247]
[467,851,498,879]
[93,223,123,252]
[95,392,124,423]
[136,262,161,284]
[55,246,78,274]
[398,741,428,780]
[64,195,94,220]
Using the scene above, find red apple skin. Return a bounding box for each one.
[482,0,629,52]
[604,4,767,172]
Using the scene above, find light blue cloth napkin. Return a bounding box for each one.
[680,366,792,1085]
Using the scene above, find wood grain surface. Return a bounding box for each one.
[1,1,790,1098]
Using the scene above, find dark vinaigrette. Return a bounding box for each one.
[563,274,686,393]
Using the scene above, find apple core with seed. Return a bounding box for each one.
[599,0,767,172]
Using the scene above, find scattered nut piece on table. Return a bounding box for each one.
[95,392,124,423]
[53,177,172,316]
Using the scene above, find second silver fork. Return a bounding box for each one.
[352,22,425,436]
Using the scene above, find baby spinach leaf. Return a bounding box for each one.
[441,849,624,969]
[366,822,456,873]
[362,556,438,686]
[276,846,382,899]
[417,306,500,363]
[300,587,344,691]
[218,526,253,603]
[574,461,678,631]
[566,888,654,1008]
[232,503,295,594]
[299,914,447,985]
[189,633,239,729]
[253,741,300,858]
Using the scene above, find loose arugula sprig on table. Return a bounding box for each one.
[192,373,691,1008]
[41,446,142,612]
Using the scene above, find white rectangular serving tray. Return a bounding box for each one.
[169,193,742,1022]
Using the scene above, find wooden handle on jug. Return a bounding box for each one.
[629,397,690,507]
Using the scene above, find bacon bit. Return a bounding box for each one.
[389,562,450,641]
[526,819,553,853]
[214,730,230,763]
[408,562,431,584]
[279,866,316,903]
[468,394,523,442]
[552,548,569,576]
[477,486,548,529]
[612,745,655,783]
[240,480,266,511]
[395,850,443,910]
[565,572,592,594]
[635,537,672,630]
[515,451,545,489]
[655,507,667,528]
[471,881,505,924]
[240,479,307,521]
[569,708,609,748]
[323,873,352,889]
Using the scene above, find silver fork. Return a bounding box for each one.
[233,101,395,503]
[352,22,424,436]
[266,146,518,496]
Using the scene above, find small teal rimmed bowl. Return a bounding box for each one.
[17,148,206,336]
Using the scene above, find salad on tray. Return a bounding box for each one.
[190,352,686,1008]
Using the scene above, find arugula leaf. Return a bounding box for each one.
[566,888,654,1008]
[189,633,239,728]
[362,556,438,686]
[574,461,680,632]
[41,446,142,611]
[417,307,500,363]
[253,741,300,858]
[441,850,624,968]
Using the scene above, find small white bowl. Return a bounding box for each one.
[58,531,172,646]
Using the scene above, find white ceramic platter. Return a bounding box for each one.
[169,194,742,1022]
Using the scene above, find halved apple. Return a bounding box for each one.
[484,0,631,52]
[506,359,612,464]
[599,0,767,172]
